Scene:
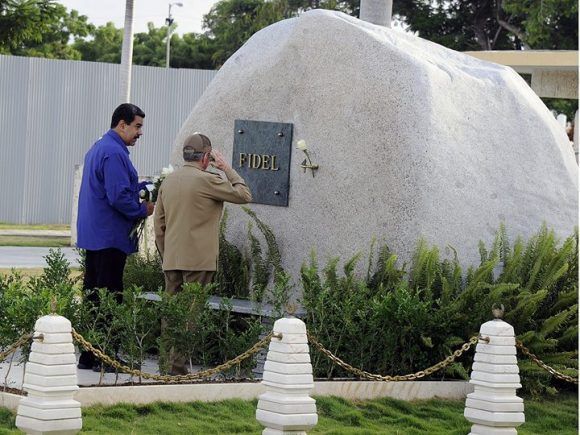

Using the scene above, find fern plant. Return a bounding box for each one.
[213,207,288,306]
[301,225,578,395]
[215,208,250,299]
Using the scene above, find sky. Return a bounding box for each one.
[56,0,217,35]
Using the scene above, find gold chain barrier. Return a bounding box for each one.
[0,333,33,364]
[71,329,279,383]
[516,340,578,385]
[5,328,573,386]
[307,333,483,381]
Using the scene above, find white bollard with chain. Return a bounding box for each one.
[16,314,82,435]
[464,318,524,435]
[256,317,318,435]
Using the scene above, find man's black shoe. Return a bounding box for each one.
[116,357,141,370]
[77,362,93,370]
[92,358,141,373]
[92,363,117,373]
[78,351,96,370]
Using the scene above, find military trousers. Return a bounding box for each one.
[164,270,215,294]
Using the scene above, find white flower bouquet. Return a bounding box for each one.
[130,164,174,240]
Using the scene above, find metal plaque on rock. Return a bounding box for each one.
[232,120,293,206]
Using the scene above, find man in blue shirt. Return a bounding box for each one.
[76,103,154,370]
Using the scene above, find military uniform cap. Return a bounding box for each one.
[183,133,212,153]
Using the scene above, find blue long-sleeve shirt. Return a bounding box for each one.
[77,130,147,254]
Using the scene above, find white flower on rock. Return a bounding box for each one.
[161,164,175,176]
[296,140,308,151]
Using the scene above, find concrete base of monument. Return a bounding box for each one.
[0,380,473,410]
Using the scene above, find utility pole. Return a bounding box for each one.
[359,0,392,27]
[120,0,135,102]
[166,2,183,68]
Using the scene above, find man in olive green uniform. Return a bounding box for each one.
[154,133,252,374]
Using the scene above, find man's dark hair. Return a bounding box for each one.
[110,103,145,128]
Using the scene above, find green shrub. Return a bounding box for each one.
[117,286,161,374]
[215,208,250,299]
[301,225,578,395]
[0,249,81,359]
[125,207,290,307]
[192,297,263,377]
[123,251,165,294]
[214,207,286,304]
[0,224,576,393]
[301,250,452,378]
[76,287,125,371]
[157,283,263,377]
[158,283,210,374]
[0,249,263,381]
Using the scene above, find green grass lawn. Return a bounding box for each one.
[0,236,71,247]
[0,394,576,434]
[0,223,70,247]
[0,223,70,231]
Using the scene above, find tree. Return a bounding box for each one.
[73,22,122,63]
[391,0,522,50]
[200,0,359,68]
[167,32,215,70]
[0,0,71,53]
[502,0,578,50]
[71,21,214,70]
[132,23,168,67]
[8,4,94,60]
[202,0,287,67]
[392,0,578,51]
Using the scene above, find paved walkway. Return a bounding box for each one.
[0,247,80,268]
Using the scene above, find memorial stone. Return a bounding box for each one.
[170,10,578,286]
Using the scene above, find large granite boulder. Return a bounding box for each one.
[170,10,578,281]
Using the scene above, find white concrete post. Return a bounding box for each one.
[464,319,524,434]
[556,113,567,129]
[256,317,318,434]
[573,110,578,164]
[70,164,82,247]
[359,0,393,27]
[16,315,82,435]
